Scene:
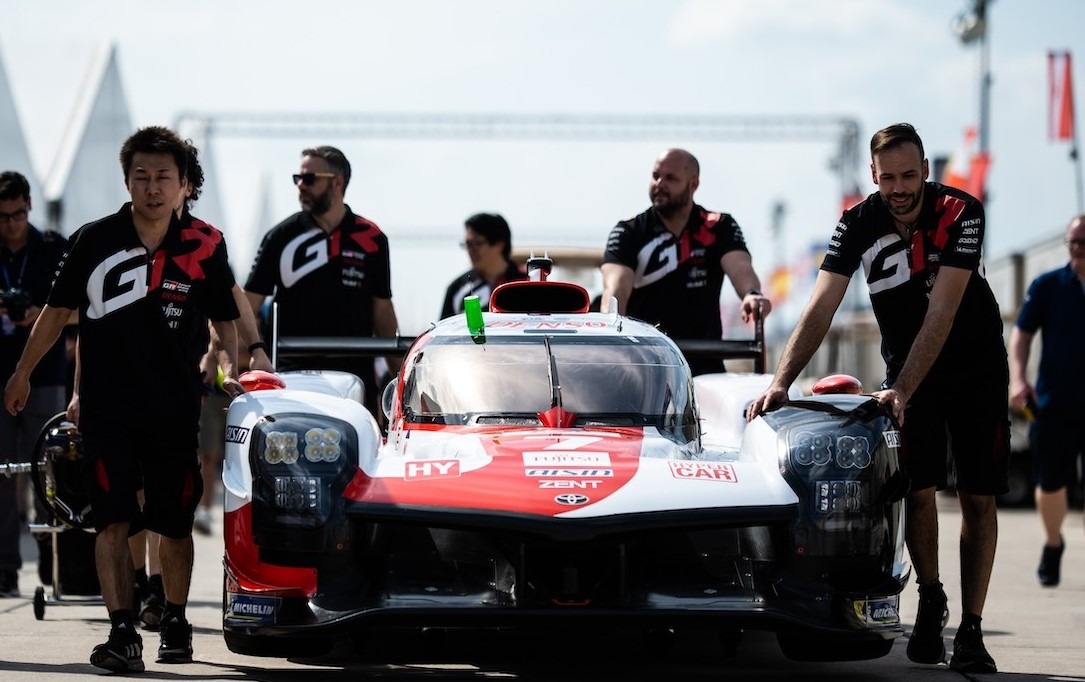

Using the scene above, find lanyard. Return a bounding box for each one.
[1,248,28,289]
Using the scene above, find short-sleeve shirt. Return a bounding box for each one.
[48,204,238,428]
[602,205,750,341]
[0,224,68,387]
[820,182,1005,393]
[1014,263,1085,411]
[244,207,392,389]
[441,261,528,318]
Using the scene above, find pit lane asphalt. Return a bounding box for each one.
[2,495,1083,681]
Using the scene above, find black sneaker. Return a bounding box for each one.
[950,623,997,673]
[906,581,948,664]
[139,590,165,630]
[90,627,144,673]
[1038,539,1065,587]
[157,615,193,663]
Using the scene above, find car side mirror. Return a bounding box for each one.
[381,380,397,420]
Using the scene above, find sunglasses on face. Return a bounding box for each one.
[460,239,489,250]
[292,172,337,186]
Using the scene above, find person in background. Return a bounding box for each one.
[244,146,399,417]
[600,148,772,375]
[746,123,1006,674]
[1009,214,1085,587]
[440,212,527,318]
[5,126,244,672]
[0,171,71,599]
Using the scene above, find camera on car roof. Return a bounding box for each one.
[0,288,31,322]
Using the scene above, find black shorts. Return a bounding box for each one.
[81,420,203,539]
[1030,409,1085,492]
[901,393,1010,495]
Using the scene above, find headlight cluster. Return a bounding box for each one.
[253,415,355,519]
[792,431,872,469]
[787,428,875,522]
[262,428,343,464]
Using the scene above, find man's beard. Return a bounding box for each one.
[883,189,921,217]
[302,186,332,216]
[652,183,692,219]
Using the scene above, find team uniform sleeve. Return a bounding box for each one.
[715,214,751,255]
[937,196,985,271]
[819,211,862,277]
[31,235,68,307]
[45,229,88,310]
[601,221,636,267]
[370,232,393,300]
[244,229,280,295]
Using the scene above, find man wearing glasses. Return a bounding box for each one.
[440,212,526,318]
[0,171,70,600]
[244,146,401,417]
[1009,214,1085,588]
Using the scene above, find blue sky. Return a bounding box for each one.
[2,0,1083,333]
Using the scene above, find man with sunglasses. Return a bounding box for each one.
[440,212,527,318]
[1009,214,1085,588]
[244,146,400,417]
[0,171,71,600]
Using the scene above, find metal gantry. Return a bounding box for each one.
[173,111,863,198]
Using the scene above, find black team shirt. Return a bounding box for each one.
[820,182,1006,395]
[244,207,392,409]
[602,204,750,341]
[48,204,238,429]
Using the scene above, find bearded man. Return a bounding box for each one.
[600,148,771,375]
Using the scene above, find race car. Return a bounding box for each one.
[221,256,910,662]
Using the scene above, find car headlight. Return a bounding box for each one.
[252,414,356,520]
[782,422,904,564]
[792,431,872,470]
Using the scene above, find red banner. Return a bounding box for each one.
[1048,50,1075,141]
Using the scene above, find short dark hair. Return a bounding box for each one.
[302,145,351,189]
[0,171,31,202]
[870,122,925,160]
[465,212,512,259]
[119,126,188,182]
[183,140,204,207]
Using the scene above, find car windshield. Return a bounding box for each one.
[401,334,697,441]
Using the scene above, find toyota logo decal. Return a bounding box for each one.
[554,493,589,506]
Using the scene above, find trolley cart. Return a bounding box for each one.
[0,413,102,619]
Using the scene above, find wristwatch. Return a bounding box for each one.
[745,289,762,297]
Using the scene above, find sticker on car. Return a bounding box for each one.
[225,594,281,625]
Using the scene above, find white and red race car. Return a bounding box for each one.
[221,256,910,662]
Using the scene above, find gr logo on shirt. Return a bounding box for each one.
[279,230,328,288]
[634,234,680,287]
[85,248,149,320]
[863,235,912,295]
